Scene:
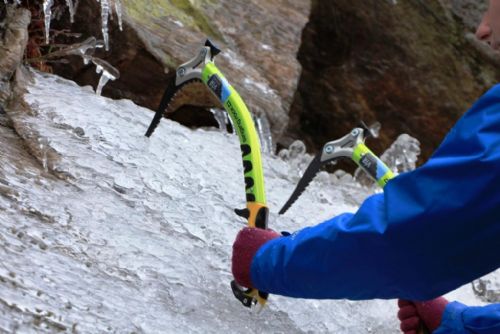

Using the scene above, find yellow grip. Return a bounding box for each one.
[246,202,269,229]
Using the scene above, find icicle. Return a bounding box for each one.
[95,65,107,96]
[76,37,98,65]
[226,112,235,132]
[38,138,49,172]
[65,0,75,23]
[114,0,123,31]
[43,0,54,44]
[53,37,97,65]
[367,121,381,138]
[91,57,120,96]
[45,37,100,65]
[99,0,111,51]
[253,114,274,154]
[209,108,228,134]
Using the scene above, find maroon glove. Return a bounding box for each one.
[232,227,280,288]
[398,300,423,334]
[397,297,449,333]
[414,297,449,332]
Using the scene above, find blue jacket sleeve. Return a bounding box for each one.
[251,84,500,300]
[434,302,500,334]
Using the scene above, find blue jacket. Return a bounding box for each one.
[251,84,500,333]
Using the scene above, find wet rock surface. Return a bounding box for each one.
[0,5,30,103]
[444,0,487,31]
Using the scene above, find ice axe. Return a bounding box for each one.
[145,39,270,308]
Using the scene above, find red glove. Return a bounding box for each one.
[397,297,449,333]
[231,227,280,288]
[398,300,424,334]
[414,297,449,332]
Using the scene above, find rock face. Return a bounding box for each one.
[444,0,487,31]
[286,0,499,161]
[50,0,310,143]
[0,5,30,103]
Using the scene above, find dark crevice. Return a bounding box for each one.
[169,105,218,129]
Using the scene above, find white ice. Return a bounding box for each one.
[0,71,494,333]
[210,108,229,134]
[355,133,422,189]
[65,0,75,23]
[99,0,110,51]
[113,0,123,31]
[209,109,273,154]
[472,271,500,303]
[254,114,274,154]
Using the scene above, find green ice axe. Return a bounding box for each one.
[145,40,270,308]
[279,125,395,214]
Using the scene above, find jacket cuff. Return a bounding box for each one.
[434,301,468,334]
[249,236,279,292]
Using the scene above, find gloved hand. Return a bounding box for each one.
[398,299,424,334]
[232,227,280,288]
[414,297,449,332]
[397,297,449,333]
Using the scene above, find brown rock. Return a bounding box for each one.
[0,5,30,103]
